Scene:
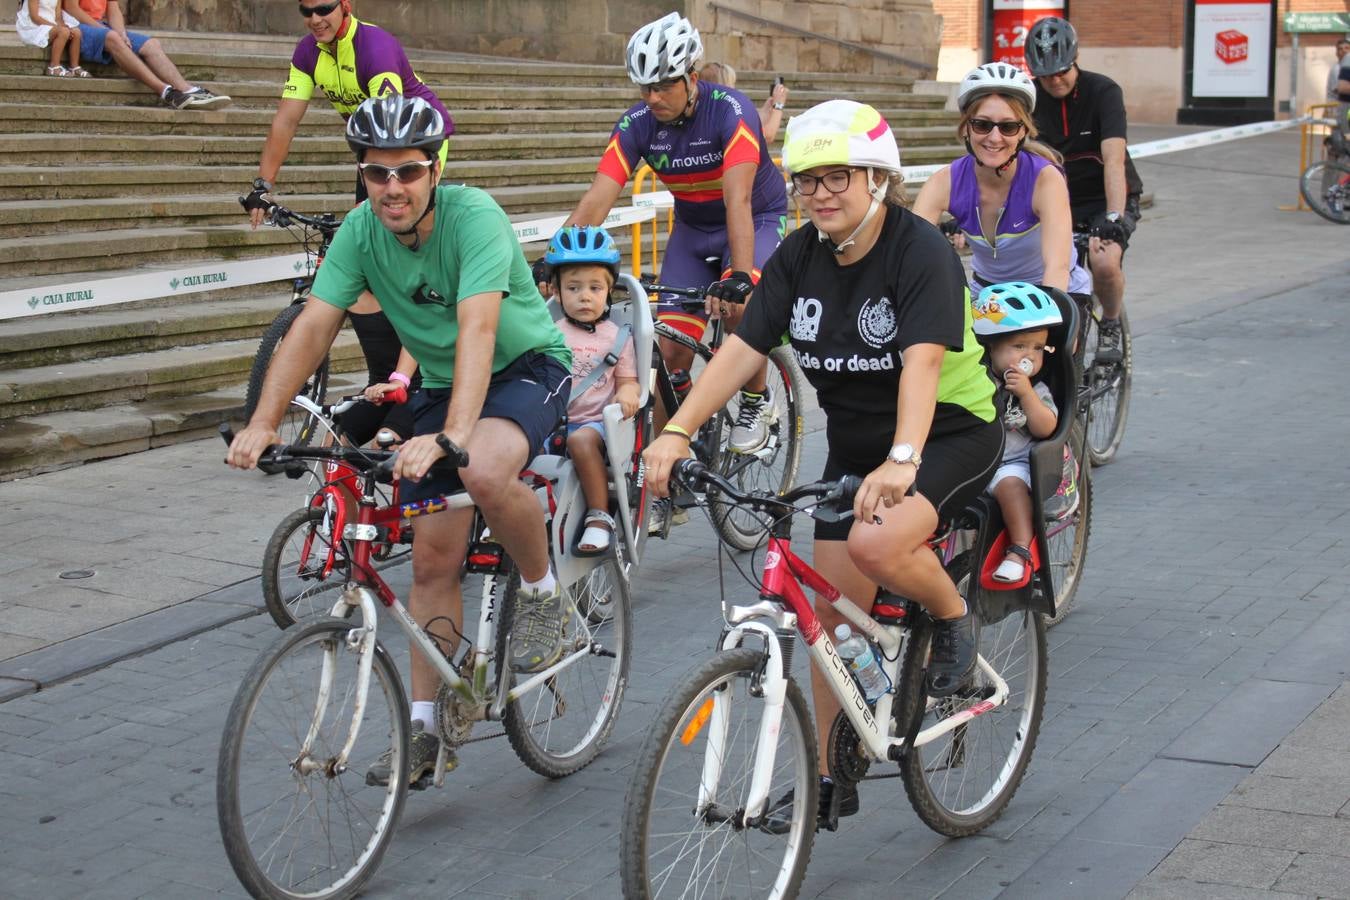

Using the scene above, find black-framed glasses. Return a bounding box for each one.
[358,159,435,185]
[790,168,857,196]
[1041,65,1075,79]
[969,118,1025,137]
[639,77,683,95]
[298,2,340,18]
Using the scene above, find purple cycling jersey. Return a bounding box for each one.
[948,151,1092,294]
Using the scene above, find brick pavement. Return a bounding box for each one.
[1,125,1349,897]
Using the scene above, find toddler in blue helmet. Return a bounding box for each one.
[972,282,1062,583]
[547,226,641,555]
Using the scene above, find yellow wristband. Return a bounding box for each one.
[662,424,692,440]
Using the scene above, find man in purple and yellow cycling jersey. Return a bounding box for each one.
[563,12,789,459]
[245,0,454,225]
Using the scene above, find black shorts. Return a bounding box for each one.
[334,400,414,447]
[814,419,1004,542]
[400,350,571,504]
[1072,194,1141,253]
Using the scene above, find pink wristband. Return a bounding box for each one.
[388,372,411,388]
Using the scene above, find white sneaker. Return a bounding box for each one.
[729,387,775,453]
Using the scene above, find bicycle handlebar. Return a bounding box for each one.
[218,423,468,479]
[672,459,861,517]
[238,195,341,236]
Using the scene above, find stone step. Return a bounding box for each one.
[0,73,947,111]
[0,332,365,420]
[0,100,957,138]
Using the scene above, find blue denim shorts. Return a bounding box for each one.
[79,22,151,65]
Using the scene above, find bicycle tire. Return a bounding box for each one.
[1044,437,1092,627]
[246,302,331,448]
[1085,306,1131,466]
[894,554,1047,837]
[621,647,817,900]
[261,506,355,629]
[218,619,409,900]
[1299,160,1350,225]
[497,558,631,777]
[710,346,807,552]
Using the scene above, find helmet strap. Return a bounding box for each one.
[818,167,887,256]
[393,181,437,251]
[563,305,611,333]
[336,1,353,37]
[965,136,1025,178]
[669,76,697,125]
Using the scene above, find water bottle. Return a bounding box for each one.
[834,624,891,703]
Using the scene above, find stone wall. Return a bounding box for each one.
[126,0,940,76]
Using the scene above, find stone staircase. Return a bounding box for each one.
[0,29,960,479]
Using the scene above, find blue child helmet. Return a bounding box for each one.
[971,281,1062,338]
[545,225,621,278]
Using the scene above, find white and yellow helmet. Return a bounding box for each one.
[782,100,901,175]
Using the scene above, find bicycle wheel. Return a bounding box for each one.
[622,647,816,900]
[1044,442,1092,627]
[894,555,1047,836]
[218,619,409,900]
[1084,306,1131,466]
[1300,160,1350,225]
[710,346,807,552]
[261,506,354,629]
[497,558,631,777]
[246,303,331,448]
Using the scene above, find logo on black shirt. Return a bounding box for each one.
[857,297,897,349]
[412,284,449,307]
[790,297,822,342]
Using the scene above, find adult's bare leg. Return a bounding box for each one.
[135,36,192,92]
[101,30,168,94]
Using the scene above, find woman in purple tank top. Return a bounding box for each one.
[914,63,1090,296]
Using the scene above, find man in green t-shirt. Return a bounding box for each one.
[227,94,573,788]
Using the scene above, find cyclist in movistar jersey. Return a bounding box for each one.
[562,12,788,460]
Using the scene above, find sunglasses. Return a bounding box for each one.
[790,168,857,196]
[639,77,684,95]
[968,118,1025,137]
[298,2,340,18]
[358,159,436,186]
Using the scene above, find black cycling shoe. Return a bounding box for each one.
[926,610,979,698]
[759,777,860,834]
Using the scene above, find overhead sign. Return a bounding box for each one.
[1282,12,1350,33]
[1192,0,1273,98]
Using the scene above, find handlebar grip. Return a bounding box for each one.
[837,474,863,506]
[671,458,711,490]
[219,422,234,445]
[375,385,408,406]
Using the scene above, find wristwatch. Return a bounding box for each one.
[773,102,785,110]
[887,442,922,467]
[252,177,273,193]
[1104,211,1121,223]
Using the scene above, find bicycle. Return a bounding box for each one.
[1072,227,1133,466]
[619,458,1050,899]
[238,195,341,447]
[216,428,632,900]
[1299,125,1350,224]
[638,277,806,550]
[259,390,413,629]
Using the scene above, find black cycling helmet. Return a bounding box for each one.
[1024,17,1078,77]
[345,93,446,160]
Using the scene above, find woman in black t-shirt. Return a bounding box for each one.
[643,100,1003,828]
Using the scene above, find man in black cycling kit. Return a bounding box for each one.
[1025,16,1143,349]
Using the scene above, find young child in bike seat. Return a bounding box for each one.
[546,226,640,556]
[972,282,1062,583]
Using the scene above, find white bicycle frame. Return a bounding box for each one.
[707,595,1010,823]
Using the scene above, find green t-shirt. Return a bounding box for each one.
[312,184,570,388]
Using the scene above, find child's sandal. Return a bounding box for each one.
[992,544,1033,583]
[67,66,92,78]
[45,65,70,77]
[574,509,615,557]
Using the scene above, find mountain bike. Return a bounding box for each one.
[216,428,631,900]
[639,277,806,550]
[238,195,339,447]
[1073,227,1132,466]
[619,460,1048,899]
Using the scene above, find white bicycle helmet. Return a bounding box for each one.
[626,13,703,84]
[958,62,1037,113]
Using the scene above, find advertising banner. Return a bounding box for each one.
[990,0,1066,72]
[1191,0,1273,97]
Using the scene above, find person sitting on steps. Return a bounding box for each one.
[546,226,641,556]
[972,282,1063,583]
[16,0,88,78]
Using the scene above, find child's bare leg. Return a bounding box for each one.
[66,27,81,69]
[49,26,69,68]
[568,428,611,514]
[992,477,1035,555]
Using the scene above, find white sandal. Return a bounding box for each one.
[575,509,615,556]
[992,544,1033,583]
